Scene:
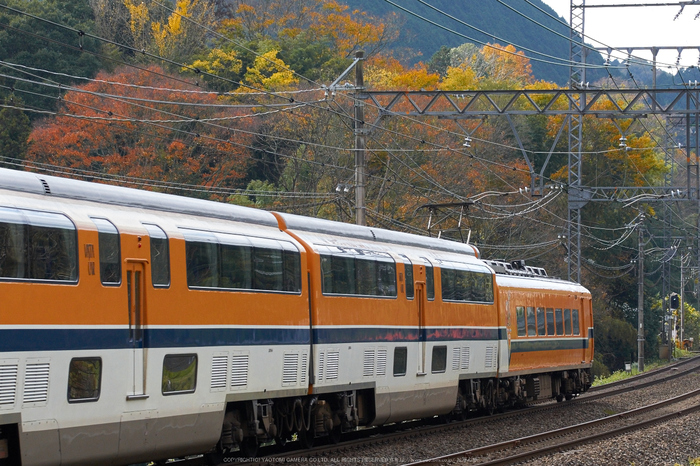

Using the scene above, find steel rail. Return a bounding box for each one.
[250,358,700,465]
[406,388,700,466]
[588,355,700,392]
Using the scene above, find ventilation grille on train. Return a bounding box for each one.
[300,353,308,385]
[376,349,387,376]
[363,350,375,377]
[282,353,299,386]
[211,355,228,390]
[484,346,497,370]
[23,362,50,404]
[452,346,471,371]
[39,179,51,194]
[325,351,339,380]
[0,364,18,405]
[317,352,325,382]
[363,349,387,377]
[452,348,461,371]
[230,354,249,388]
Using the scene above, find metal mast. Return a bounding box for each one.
[568,0,586,282]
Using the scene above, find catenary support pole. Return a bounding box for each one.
[638,220,645,372]
[354,50,366,226]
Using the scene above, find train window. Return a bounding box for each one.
[282,245,302,293]
[431,346,447,373]
[325,255,355,294]
[182,229,301,293]
[440,266,494,303]
[402,257,414,299]
[162,354,197,395]
[572,309,580,335]
[441,268,455,301]
[320,251,396,297]
[91,218,121,285]
[536,308,546,336]
[424,261,435,300]
[527,307,537,336]
[0,207,78,282]
[26,210,79,282]
[393,347,407,376]
[219,236,252,289]
[252,239,284,291]
[185,230,219,288]
[0,208,26,279]
[68,357,101,402]
[546,308,555,336]
[516,306,526,337]
[564,309,572,335]
[143,224,170,287]
[356,258,377,295]
[377,257,397,297]
[555,309,564,335]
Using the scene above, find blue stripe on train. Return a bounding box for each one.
[0,327,311,352]
[0,328,130,352]
[5,326,592,351]
[311,327,506,344]
[511,338,589,352]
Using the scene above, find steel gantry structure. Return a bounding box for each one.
[355,85,700,271]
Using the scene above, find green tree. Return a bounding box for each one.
[0,101,31,167]
[593,315,637,371]
[0,0,103,116]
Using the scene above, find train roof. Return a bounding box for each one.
[496,274,589,293]
[0,168,478,259]
[0,168,278,228]
[275,212,479,258]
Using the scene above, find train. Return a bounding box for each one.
[0,167,593,465]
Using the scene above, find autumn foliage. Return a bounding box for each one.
[27,66,253,194]
[4,0,680,374]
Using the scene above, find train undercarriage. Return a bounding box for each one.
[207,368,592,460]
[208,390,371,461]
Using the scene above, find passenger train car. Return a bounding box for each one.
[0,168,593,466]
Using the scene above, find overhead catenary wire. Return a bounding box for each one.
[514,0,694,71]
[380,0,644,71]
[0,60,324,97]
[0,154,337,199]
[0,3,299,104]
[0,0,685,275]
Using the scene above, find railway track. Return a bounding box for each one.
[222,356,700,465]
[587,356,699,392]
[406,387,700,465]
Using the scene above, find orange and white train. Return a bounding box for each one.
[0,168,593,465]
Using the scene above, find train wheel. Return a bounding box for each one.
[240,437,259,458]
[275,434,287,447]
[556,394,564,402]
[328,426,342,444]
[300,425,315,449]
[485,382,496,415]
[205,449,230,466]
[565,393,573,401]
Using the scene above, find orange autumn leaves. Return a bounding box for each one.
[27,66,252,194]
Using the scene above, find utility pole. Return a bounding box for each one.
[567,0,585,283]
[637,218,645,372]
[680,253,685,345]
[354,50,366,226]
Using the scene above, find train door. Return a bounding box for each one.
[415,281,426,375]
[583,297,593,363]
[502,290,511,372]
[126,259,148,399]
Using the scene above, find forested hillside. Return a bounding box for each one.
[0,0,698,376]
[345,0,578,84]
